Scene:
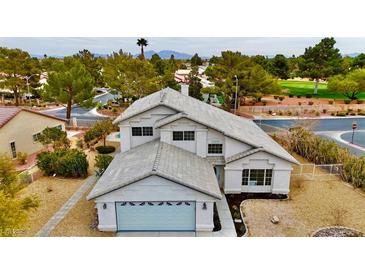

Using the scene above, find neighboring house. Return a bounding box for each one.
[88,86,298,233]
[0,106,66,159]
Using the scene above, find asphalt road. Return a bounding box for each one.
[42,92,117,121]
[255,117,365,156]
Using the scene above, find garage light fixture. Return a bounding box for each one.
[103,203,107,209]
[202,202,207,210]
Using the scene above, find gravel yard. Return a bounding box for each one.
[50,189,115,237]
[241,155,365,237]
[18,176,85,236]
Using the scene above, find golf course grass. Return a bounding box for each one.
[279,80,365,99]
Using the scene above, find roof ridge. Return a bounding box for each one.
[152,141,163,171]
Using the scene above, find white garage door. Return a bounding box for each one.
[116,201,196,231]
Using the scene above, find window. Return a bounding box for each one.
[242,169,273,186]
[184,131,195,141]
[142,127,153,136]
[132,127,142,136]
[172,131,195,141]
[33,132,41,142]
[10,142,16,159]
[208,144,223,154]
[132,127,153,136]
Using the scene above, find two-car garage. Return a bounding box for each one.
[116,201,196,232]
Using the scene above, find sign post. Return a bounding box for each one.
[351,121,357,144]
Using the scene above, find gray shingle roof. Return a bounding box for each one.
[114,88,299,164]
[87,140,222,200]
[225,147,264,164]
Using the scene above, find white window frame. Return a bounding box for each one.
[207,143,223,155]
[242,169,273,186]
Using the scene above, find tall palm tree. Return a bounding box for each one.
[137,38,148,60]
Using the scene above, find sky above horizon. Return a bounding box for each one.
[0,37,364,57]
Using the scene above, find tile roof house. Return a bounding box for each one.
[88,86,298,234]
[0,107,66,159]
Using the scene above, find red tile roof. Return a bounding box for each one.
[0,106,66,129]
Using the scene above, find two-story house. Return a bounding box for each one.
[87,86,298,234]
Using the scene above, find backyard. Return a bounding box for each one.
[241,154,365,237]
[279,80,365,99]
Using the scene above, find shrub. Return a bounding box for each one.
[17,152,28,165]
[279,96,285,101]
[344,99,351,104]
[357,99,364,104]
[287,111,292,116]
[308,101,314,105]
[297,95,302,98]
[37,149,88,177]
[274,95,279,100]
[328,100,334,105]
[315,111,320,116]
[350,112,357,116]
[322,109,327,114]
[268,110,273,114]
[336,112,347,116]
[286,127,365,189]
[76,139,84,149]
[95,145,116,154]
[112,107,117,113]
[95,154,113,176]
[278,110,283,116]
[305,94,312,98]
[289,94,294,98]
[298,102,302,106]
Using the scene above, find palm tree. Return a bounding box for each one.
[137,38,148,60]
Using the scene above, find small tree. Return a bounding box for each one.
[95,120,114,147]
[0,154,39,236]
[328,69,365,100]
[38,127,70,150]
[191,53,203,67]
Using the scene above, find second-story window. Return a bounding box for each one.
[208,144,223,154]
[131,127,153,136]
[173,131,195,141]
[142,127,153,136]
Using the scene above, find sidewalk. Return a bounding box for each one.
[35,175,97,237]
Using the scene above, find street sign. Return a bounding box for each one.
[352,122,357,130]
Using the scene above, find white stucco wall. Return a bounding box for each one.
[224,151,293,194]
[94,175,217,232]
[119,106,176,152]
[224,136,252,158]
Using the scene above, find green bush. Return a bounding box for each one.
[328,100,334,105]
[336,112,347,116]
[344,99,351,104]
[305,94,312,98]
[95,146,116,154]
[95,154,113,176]
[357,99,364,104]
[17,152,28,165]
[37,149,88,177]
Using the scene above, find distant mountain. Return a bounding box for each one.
[138,50,193,60]
[343,53,361,58]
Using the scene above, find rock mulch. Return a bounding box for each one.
[312,227,364,237]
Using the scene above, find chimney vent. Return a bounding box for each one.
[181,84,189,96]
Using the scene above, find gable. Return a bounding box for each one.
[94,175,217,202]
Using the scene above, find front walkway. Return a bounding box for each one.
[35,175,97,237]
[117,192,237,237]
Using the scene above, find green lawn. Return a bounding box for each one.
[279,80,365,99]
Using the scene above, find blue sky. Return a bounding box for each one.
[0,37,364,57]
